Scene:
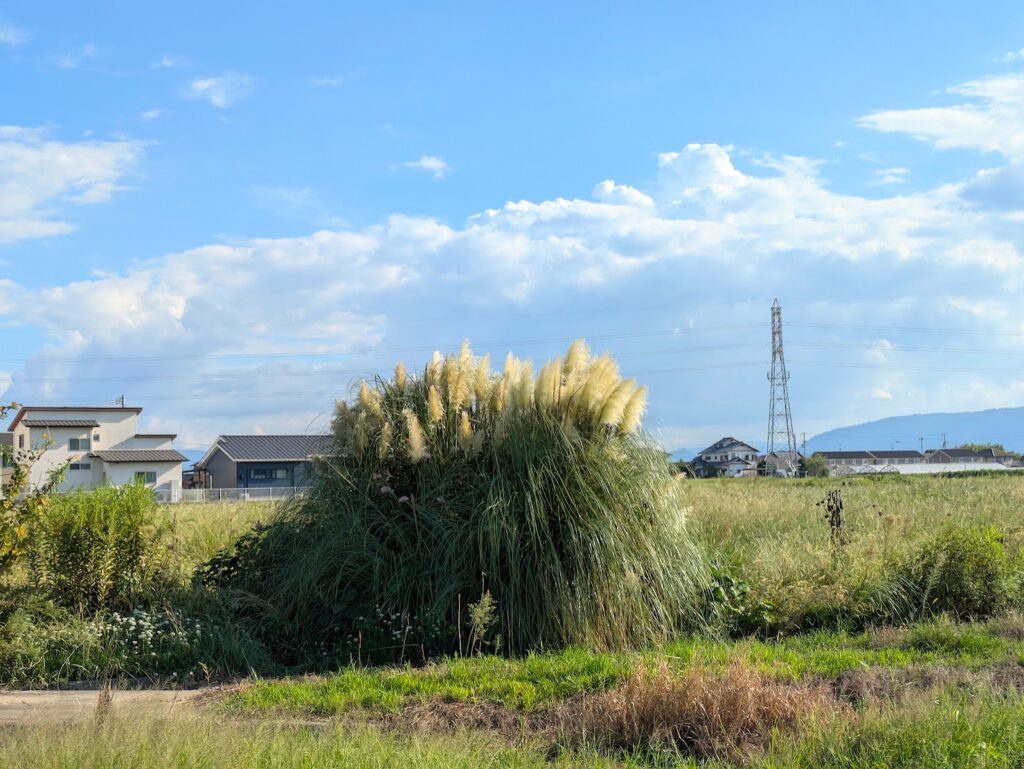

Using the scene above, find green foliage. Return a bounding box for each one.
[232,647,631,714]
[705,559,776,637]
[467,590,498,654]
[0,601,211,687]
[896,525,1014,620]
[802,454,830,477]
[0,403,67,576]
[24,484,167,612]
[204,341,708,662]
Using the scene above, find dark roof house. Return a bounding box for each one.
[194,434,334,489]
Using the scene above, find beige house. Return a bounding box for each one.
[5,406,186,501]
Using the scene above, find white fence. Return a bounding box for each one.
[160,487,310,504]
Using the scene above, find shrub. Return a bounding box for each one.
[25,484,167,612]
[896,525,1013,620]
[704,557,776,637]
[204,340,708,661]
[0,402,66,577]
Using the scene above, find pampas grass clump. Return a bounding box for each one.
[212,340,706,661]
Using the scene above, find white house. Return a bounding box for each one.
[5,406,186,500]
[692,437,760,478]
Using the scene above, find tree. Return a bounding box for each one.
[957,443,1020,458]
[0,403,66,574]
[801,453,829,478]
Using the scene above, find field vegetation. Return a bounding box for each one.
[3,355,1024,766]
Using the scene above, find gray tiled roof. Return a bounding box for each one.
[90,450,188,463]
[929,448,981,458]
[816,451,875,459]
[205,434,334,464]
[22,419,100,428]
[868,450,925,459]
[697,436,759,455]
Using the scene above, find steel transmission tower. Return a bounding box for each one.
[766,299,797,471]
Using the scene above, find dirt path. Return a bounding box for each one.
[0,688,206,725]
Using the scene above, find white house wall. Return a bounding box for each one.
[105,462,182,494]
[12,409,182,496]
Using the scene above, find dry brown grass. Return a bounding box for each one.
[560,663,839,762]
[986,611,1024,641]
[833,661,1024,706]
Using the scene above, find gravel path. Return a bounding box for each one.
[0,688,205,725]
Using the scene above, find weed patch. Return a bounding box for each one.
[561,663,840,762]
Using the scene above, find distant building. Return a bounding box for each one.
[691,437,759,478]
[868,450,927,465]
[816,450,878,471]
[4,405,186,499]
[813,446,1019,476]
[761,451,801,477]
[193,435,334,490]
[924,448,1002,464]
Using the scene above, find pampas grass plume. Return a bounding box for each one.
[564,338,589,377]
[600,378,636,427]
[475,354,491,404]
[378,421,393,458]
[427,385,444,424]
[459,411,473,453]
[578,354,619,418]
[517,360,534,411]
[619,385,648,434]
[354,411,368,456]
[535,359,558,410]
[403,409,429,462]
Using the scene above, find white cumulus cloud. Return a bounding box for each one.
[858,72,1024,158]
[0,126,143,244]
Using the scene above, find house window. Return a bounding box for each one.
[69,438,90,451]
[135,471,157,485]
[18,435,24,449]
[93,433,100,443]
[248,468,292,482]
[69,462,92,471]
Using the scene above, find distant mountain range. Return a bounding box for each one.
[667,406,1024,461]
[806,407,1024,454]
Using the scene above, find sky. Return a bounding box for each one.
[2,1,1024,455]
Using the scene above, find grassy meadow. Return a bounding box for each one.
[4,474,1024,766]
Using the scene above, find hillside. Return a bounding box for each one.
[807,406,1024,454]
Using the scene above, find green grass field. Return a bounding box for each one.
[4,476,1024,767]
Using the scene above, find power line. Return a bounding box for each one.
[0,298,725,334]
[789,359,1024,376]
[790,340,1024,357]
[789,321,1024,338]
[0,324,766,366]
[3,342,771,385]
[1,361,772,404]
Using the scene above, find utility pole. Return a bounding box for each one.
[919,436,924,453]
[942,433,947,449]
[801,432,807,458]
[766,299,797,474]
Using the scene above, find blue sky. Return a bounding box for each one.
[2,1,1024,454]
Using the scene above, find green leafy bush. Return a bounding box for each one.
[204,340,708,662]
[705,558,776,637]
[896,525,1013,620]
[25,484,167,612]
